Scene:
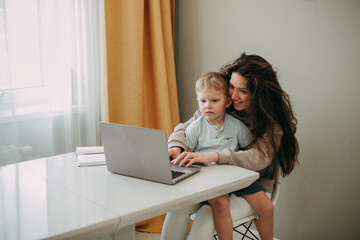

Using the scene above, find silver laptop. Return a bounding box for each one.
[99,122,200,184]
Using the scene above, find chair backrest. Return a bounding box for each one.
[271,179,280,206]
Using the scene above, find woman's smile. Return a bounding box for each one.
[229,72,250,112]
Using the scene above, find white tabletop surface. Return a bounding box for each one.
[0,163,119,240]
[1,152,259,239]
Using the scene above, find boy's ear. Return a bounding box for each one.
[226,97,232,108]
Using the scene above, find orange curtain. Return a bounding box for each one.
[104,0,179,233]
[104,0,179,137]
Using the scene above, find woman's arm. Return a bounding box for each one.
[173,125,283,171]
[167,110,202,151]
[218,125,283,171]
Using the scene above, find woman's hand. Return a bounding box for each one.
[171,151,219,167]
[168,147,182,160]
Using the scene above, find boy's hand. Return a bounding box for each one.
[171,152,219,167]
[168,147,182,160]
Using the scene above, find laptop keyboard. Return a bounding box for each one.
[172,170,185,179]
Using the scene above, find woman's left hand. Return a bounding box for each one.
[171,151,219,167]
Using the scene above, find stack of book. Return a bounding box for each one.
[76,146,106,167]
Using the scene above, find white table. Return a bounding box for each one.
[0,153,259,239]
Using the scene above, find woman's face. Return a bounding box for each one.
[229,72,251,112]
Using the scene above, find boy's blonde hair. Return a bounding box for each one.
[195,72,229,97]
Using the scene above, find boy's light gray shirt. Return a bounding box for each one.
[185,113,252,153]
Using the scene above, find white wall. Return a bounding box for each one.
[174,0,360,239]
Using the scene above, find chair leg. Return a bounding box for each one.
[246,222,260,240]
[241,221,252,240]
[232,221,259,240]
[213,220,260,240]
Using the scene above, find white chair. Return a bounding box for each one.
[214,180,281,240]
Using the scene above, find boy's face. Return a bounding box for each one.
[197,87,232,125]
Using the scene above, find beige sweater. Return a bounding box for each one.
[168,110,283,193]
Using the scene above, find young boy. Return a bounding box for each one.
[184,72,252,239]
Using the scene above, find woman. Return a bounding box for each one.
[161,52,299,240]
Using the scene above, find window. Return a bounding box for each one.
[0,0,104,164]
[0,1,43,91]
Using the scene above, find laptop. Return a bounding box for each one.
[99,122,201,184]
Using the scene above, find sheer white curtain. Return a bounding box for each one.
[0,0,105,165]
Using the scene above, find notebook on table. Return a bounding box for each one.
[99,122,200,185]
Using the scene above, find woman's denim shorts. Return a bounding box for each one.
[231,181,265,197]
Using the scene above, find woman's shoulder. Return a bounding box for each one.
[226,110,283,135]
[260,124,283,140]
[273,123,284,135]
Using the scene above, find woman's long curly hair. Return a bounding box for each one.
[220,52,299,179]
